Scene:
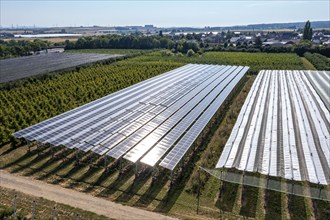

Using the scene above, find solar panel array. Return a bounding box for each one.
[304,70,330,111]
[14,64,248,171]
[216,70,330,185]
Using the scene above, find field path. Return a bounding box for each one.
[0,170,176,220]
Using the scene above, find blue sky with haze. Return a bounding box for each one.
[1,1,329,27]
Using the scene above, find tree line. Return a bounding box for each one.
[64,34,329,57]
[207,40,330,57]
[0,39,52,58]
[65,35,201,54]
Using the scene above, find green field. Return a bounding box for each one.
[133,51,307,74]
[1,51,328,219]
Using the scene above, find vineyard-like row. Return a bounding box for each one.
[134,51,306,74]
[304,52,330,70]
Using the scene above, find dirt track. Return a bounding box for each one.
[0,170,176,220]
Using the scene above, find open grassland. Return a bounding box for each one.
[0,187,110,220]
[1,51,328,219]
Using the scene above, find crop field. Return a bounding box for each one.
[0,52,123,83]
[133,51,307,74]
[1,51,328,219]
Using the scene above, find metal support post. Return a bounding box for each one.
[318,183,322,199]
[13,194,17,217]
[75,150,80,165]
[27,141,31,153]
[37,144,40,156]
[104,156,107,169]
[219,170,223,193]
[51,147,54,159]
[242,171,245,185]
[291,179,294,195]
[170,170,173,188]
[119,158,123,174]
[31,200,36,220]
[135,163,138,178]
[197,168,201,214]
[52,206,56,220]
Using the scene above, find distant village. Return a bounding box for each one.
[1,21,329,45]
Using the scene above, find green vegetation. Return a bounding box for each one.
[0,187,110,219]
[64,35,200,54]
[303,20,313,41]
[304,52,330,70]
[0,39,51,59]
[301,57,316,70]
[135,51,305,74]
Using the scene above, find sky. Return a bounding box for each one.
[1,0,329,28]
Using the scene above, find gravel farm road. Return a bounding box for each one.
[0,170,177,220]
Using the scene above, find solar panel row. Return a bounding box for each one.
[304,71,330,111]
[14,64,248,171]
[138,66,242,166]
[160,67,249,170]
[216,70,330,185]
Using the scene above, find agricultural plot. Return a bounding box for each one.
[2,72,328,219]
[0,53,123,83]
[217,70,330,186]
[14,64,248,171]
[133,51,306,74]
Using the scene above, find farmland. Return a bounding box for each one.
[0,51,306,145]
[133,51,307,74]
[0,52,123,83]
[1,51,328,219]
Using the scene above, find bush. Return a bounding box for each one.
[161,50,173,57]
[186,49,195,57]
